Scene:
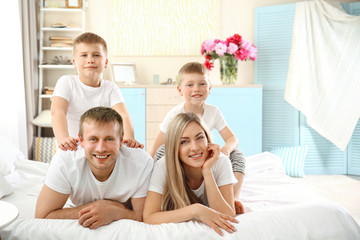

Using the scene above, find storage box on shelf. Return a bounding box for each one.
[32,0,86,136]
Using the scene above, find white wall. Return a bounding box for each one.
[85,0,357,85]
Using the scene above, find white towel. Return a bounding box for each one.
[284,0,360,150]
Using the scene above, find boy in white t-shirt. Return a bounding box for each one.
[150,62,245,213]
[35,107,154,229]
[51,32,142,151]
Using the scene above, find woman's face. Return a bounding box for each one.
[178,121,209,169]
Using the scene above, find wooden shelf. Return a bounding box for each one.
[39,65,74,69]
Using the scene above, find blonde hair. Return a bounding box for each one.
[161,112,212,211]
[177,62,209,86]
[73,32,107,56]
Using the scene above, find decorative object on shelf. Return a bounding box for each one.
[43,86,55,95]
[66,0,82,8]
[42,56,72,65]
[201,34,257,84]
[111,63,137,85]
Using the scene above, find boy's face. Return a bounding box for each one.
[73,43,108,83]
[177,73,212,105]
[79,120,122,181]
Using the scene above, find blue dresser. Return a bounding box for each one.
[120,85,263,157]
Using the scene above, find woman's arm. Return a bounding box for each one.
[143,191,237,236]
[202,144,236,216]
[219,126,238,156]
[51,96,78,151]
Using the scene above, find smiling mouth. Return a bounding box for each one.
[192,94,202,98]
[94,154,109,160]
[189,153,202,159]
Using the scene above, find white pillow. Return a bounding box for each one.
[245,152,285,174]
[0,174,13,198]
[0,135,25,175]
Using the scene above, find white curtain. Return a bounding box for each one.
[284,0,360,150]
[20,0,39,158]
[0,1,38,158]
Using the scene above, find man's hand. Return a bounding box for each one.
[78,200,127,229]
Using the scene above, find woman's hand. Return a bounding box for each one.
[196,204,238,236]
[202,143,220,172]
[58,136,78,151]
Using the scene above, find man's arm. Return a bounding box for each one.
[35,184,74,219]
[78,197,145,229]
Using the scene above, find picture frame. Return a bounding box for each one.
[44,0,66,8]
[66,0,82,8]
[111,63,137,85]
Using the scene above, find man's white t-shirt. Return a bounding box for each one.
[148,154,237,206]
[159,102,227,134]
[52,75,125,138]
[45,146,154,207]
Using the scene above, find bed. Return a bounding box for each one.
[0,139,359,240]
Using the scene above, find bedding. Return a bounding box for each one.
[0,151,359,239]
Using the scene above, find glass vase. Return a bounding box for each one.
[219,55,238,84]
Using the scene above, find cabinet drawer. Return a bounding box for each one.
[146,122,160,140]
[146,88,182,105]
[146,105,175,122]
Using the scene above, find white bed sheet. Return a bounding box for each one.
[1,152,359,240]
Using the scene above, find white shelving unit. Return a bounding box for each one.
[33,0,86,136]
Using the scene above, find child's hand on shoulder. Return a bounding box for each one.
[123,139,144,149]
[58,137,78,151]
[202,143,220,172]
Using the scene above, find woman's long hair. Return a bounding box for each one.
[161,112,212,211]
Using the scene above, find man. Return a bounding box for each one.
[35,107,154,229]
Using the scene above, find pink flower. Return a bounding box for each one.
[202,39,216,53]
[240,40,257,61]
[215,42,227,56]
[227,42,238,55]
[201,34,256,71]
[249,44,257,61]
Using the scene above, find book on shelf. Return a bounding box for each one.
[49,36,72,41]
[49,36,73,47]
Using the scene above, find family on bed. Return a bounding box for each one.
[35,32,246,236]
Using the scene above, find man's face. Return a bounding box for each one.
[79,120,122,181]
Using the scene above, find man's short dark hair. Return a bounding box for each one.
[79,107,123,139]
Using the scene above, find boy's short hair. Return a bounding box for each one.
[73,32,107,55]
[177,62,209,86]
[79,107,123,139]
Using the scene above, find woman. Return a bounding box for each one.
[143,113,238,236]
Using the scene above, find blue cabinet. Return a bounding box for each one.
[206,87,262,157]
[119,88,146,148]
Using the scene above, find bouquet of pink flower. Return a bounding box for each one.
[201,34,257,70]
